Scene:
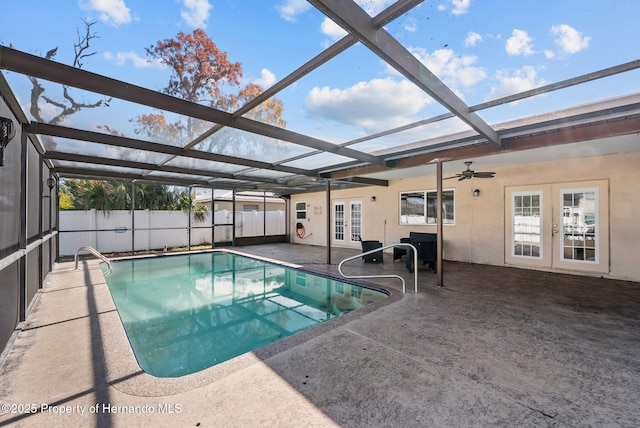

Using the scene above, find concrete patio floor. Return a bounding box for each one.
[1,243,639,427]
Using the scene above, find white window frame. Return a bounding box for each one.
[295,201,307,220]
[349,200,362,243]
[559,187,599,264]
[399,189,455,225]
[511,190,543,259]
[334,202,345,242]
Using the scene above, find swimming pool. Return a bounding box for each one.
[103,251,389,378]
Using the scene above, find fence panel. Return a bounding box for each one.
[59,208,285,255]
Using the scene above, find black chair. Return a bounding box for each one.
[406,232,437,273]
[361,240,383,263]
[393,237,411,262]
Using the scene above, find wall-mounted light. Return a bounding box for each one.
[472,189,480,197]
[47,178,56,190]
[370,196,376,202]
[0,117,17,167]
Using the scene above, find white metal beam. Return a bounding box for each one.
[308,0,501,148]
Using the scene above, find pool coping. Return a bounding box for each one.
[98,248,402,397]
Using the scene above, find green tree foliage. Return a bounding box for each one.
[59,179,207,218]
[178,190,208,223]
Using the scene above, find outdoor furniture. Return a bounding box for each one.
[406,232,437,273]
[393,237,411,262]
[361,240,384,264]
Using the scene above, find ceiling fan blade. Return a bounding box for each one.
[444,174,462,180]
[458,176,468,181]
[473,172,495,178]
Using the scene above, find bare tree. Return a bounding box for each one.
[29,19,111,127]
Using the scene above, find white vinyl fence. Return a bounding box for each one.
[59,209,285,256]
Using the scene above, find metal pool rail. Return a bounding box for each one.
[74,246,112,276]
[338,243,418,293]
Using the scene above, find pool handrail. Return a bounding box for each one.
[74,246,112,276]
[338,243,418,293]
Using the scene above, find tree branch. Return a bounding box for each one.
[73,19,98,68]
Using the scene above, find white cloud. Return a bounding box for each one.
[451,0,471,15]
[409,47,487,88]
[464,32,482,47]
[320,17,347,40]
[80,0,131,26]
[550,24,590,54]
[485,66,547,101]
[103,51,165,69]
[403,17,418,33]
[253,68,277,88]
[505,29,535,56]
[276,0,311,22]
[181,0,212,28]
[438,0,472,15]
[304,78,433,132]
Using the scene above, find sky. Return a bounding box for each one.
[1,0,639,156]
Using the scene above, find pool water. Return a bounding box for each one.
[103,251,388,378]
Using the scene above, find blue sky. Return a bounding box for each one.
[2,0,639,152]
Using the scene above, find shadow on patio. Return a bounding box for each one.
[1,243,639,427]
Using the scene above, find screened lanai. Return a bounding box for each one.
[1,0,639,195]
[2,3,640,426]
[2,0,640,360]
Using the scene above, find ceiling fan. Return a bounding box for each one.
[445,162,495,181]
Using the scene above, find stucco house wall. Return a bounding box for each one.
[290,146,640,282]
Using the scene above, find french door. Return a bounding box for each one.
[334,201,362,245]
[505,180,609,273]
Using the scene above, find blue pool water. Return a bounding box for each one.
[103,251,388,378]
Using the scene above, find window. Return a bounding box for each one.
[400,190,455,225]
[512,191,542,258]
[400,192,425,224]
[295,201,307,220]
[243,204,259,211]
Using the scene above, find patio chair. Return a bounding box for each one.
[361,240,384,264]
[393,237,411,262]
[406,232,437,273]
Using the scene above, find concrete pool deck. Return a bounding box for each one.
[1,243,639,427]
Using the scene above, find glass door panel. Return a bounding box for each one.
[505,186,551,268]
[350,201,362,243]
[334,202,345,242]
[512,191,543,258]
[553,182,608,273]
[560,190,597,261]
